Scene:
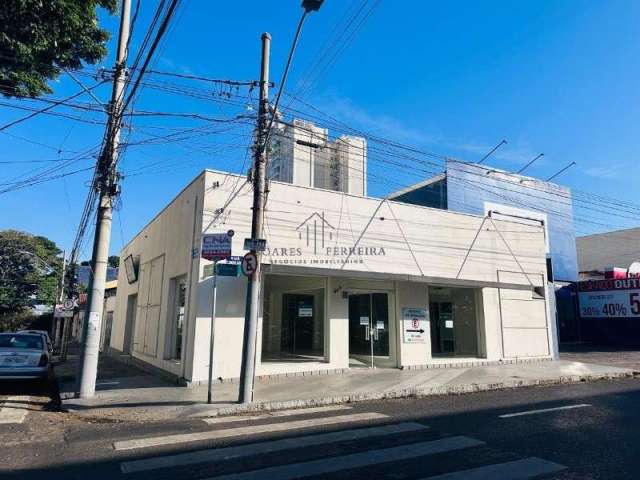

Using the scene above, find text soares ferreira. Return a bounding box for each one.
[265,246,387,257]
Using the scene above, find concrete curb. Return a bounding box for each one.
[188,370,635,419]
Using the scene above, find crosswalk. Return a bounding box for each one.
[117,406,568,479]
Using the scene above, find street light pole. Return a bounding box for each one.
[237,1,324,405]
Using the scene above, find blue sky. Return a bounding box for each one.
[1,0,639,257]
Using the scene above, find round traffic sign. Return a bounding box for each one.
[63,299,75,310]
[241,252,258,277]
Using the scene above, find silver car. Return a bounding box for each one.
[0,333,51,380]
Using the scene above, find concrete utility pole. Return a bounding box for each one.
[238,33,270,404]
[77,0,131,399]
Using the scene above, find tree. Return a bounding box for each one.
[108,255,120,269]
[0,0,117,99]
[0,230,63,330]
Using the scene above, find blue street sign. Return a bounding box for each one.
[215,263,241,277]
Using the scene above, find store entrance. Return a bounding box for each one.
[281,294,316,355]
[348,293,392,368]
[429,287,480,357]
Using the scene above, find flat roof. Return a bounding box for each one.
[387,173,446,200]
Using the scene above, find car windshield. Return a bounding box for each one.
[0,334,43,350]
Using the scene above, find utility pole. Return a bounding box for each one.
[52,250,66,350]
[77,0,131,399]
[238,33,270,404]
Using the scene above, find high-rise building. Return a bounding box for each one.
[268,119,367,196]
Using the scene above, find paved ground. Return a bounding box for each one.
[2,376,640,479]
[58,353,633,421]
[560,343,640,371]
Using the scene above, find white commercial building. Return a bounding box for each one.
[110,169,555,384]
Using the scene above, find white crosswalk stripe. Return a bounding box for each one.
[117,410,568,480]
[120,422,428,473]
[113,412,388,451]
[201,436,485,480]
[0,396,30,424]
[420,457,566,479]
[202,405,352,424]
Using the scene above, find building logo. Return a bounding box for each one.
[296,212,334,254]
[265,210,386,266]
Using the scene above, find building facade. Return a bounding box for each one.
[576,227,640,279]
[109,169,554,384]
[268,119,367,196]
[389,159,578,345]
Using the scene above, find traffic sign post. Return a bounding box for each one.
[241,252,258,277]
[200,231,234,404]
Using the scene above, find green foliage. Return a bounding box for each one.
[0,230,63,319]
[108,255,120,268]
[0,0,117,98]
[0,309,38,332]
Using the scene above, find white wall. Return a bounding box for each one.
[113,169,552,382]
[112,174,204,379]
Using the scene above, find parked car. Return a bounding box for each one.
[0,333,52,381]
[17,329,53,353]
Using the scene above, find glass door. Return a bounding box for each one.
[282,294,316,356]
[348,293,390,368]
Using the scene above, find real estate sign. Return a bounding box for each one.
[201,232,232,261]
[578,278,640,319]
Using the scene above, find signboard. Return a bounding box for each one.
[124,254,138,284]
[216,263,241,277]
[203,264,214,278]
[227,255,243,263]
[298,306,313,317]
[202,233,232,261]
[241,252,258,277]
[402,307,428,343]
[243,238,267,252]
[578,278,640,318]
[54,305,74,318]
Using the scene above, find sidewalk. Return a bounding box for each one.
[57,354,636,422]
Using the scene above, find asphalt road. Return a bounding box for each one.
[2,376,640,479]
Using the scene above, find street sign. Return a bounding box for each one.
[202,233,232,261]
[241,252,258,277]
[216,263,241,277]
[243,238,267,252]
[63,298,76,310]
[54,305,74,318]
[203,263,214,278]
[402,307,427,343]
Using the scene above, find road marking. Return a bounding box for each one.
[121,422,428,473]
[202,436,484,480]
[96,381,120,386]
[202,405,352,424]
[499,403,591,418]
[0,396,30,424]
[419,457,566,479]
[113,412,389,451]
